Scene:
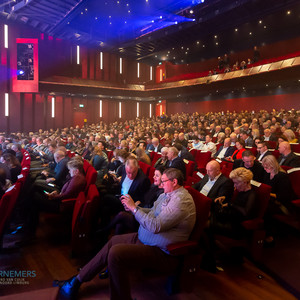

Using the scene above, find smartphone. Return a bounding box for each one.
[48,183,55,187]
[43,190,49,195]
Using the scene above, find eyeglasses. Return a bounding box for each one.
[161,179,172,184]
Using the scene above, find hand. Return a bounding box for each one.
[46,177,55,183]
[41,170,48,177]
[50,190,58,195]
[221,203,228,208]
[215,196,225,204]
[121,194,136,212]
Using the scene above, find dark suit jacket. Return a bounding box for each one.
[244,137,254,147]
[120,168,151,205]
[179,147,195,162]
[147,144,163,152]
[50,156,70,188]
[233,159,265,182]
[214,146,235,159]
[167,156,186,179]
[193,173,234,201]
[256,150,272,162]
[278,152,300,168]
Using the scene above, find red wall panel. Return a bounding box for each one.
[55,96,64,129]
[64,97,73,128]
[22,93,33,133]
[167,93,300,115]
[34,94,45,132]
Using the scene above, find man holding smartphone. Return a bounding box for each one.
[55,168,196,300]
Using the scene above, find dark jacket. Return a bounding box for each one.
[214,146,235,159]
[256,150,272,162]
[278,152,300,168]
[167,156,186,179]
[147,144,163,153]
[193,173,234,202]
[233,159,266,182]
[119,168,151,205]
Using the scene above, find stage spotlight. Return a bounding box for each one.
[17,70,25,75]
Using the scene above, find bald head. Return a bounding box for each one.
[224,138,231,148]
[278,141,291,156]
[206,160,221,180]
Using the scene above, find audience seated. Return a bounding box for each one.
[214,138,235,160]
[135,147,151,165]
[100,166,165,236]
[166,147,186,179]
[99,157,151,228]
[0,167,12,199]
[54,168,196,300]
[1,153,22,183]
[193,160,234,202]
[147,137,163,152]
[25,157,87,238]
[154,147,169,168]
[225,139,246,162]
[233,150,265,182]
[261,155,296,246]
[211,168,258,239]
[256,141,272,162]
[278,141,300,168]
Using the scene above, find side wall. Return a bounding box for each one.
[167,93,300,115]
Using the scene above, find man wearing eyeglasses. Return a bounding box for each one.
[55,168,196,300]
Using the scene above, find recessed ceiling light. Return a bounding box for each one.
[287,10,291,15]
[249,32,252,35]
[214,35,217,38]
[235,28,238,32]
[190,10,193,14]
[197,41,200,44]
[259,20,262,24]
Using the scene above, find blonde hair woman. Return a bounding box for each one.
[283,129,298,143]
[213,167,257,239]
[262,155,295,246]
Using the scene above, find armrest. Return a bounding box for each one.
[242,218,264,230]
[167,240,198,256]
[60,198,76,212]
[292,199,300,208]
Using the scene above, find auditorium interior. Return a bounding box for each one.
[0,0,300,299]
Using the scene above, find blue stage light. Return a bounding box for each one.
[17,70,25,75]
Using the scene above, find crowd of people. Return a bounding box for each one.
[0,107,300,299]
[209,46,261,75]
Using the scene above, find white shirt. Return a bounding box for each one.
[200,173,222,196]
[217,146,228,159]
[121,176,134,195]
[192,142,204,150]
[202,142,217,157]
[258,150,268,162]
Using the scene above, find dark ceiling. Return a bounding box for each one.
[1,0,300,65]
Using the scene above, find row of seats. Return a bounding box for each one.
[71,184,100,255]
[0,150,31,248]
